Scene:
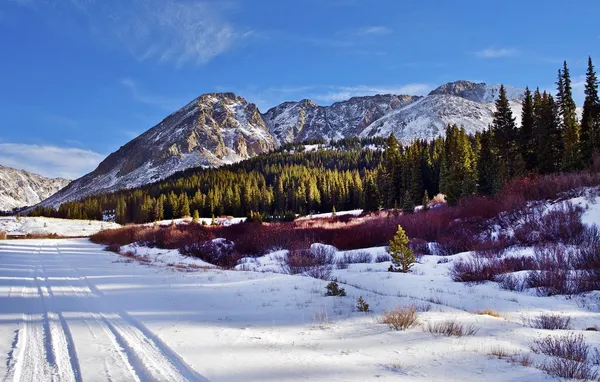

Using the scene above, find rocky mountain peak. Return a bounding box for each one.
[429,80,525,103]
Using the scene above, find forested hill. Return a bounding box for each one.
[29,58,600,225]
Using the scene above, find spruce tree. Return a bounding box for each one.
[382,134,402,207]
[387,225,415,273]
[439,125,477,205]
[477,129,500,194]
[192,210,200,223]
[402,189,415,214]
[520,87,536,171]
[491,85,521,184]
[559,61,582,171]
[581,56,600,164]
[422,190,430,212]
[363,175,381,212]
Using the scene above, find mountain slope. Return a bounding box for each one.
[0,166,70,211]
[263,94,420,144]
[360,94,523,142]
[38,80,526,207]
[41,93,277,207]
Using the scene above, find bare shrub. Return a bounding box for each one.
[514,202,585,246]
[538,357,599,381]
[450,257,497,283]
[311,245,336,265]
[525,245,577,296]
[523,313,572,330]
[425,319,479,337]
[378,305,418,331]
[305,265,332,280]
[281,249,318,275]
[182,239,241,269]
[105,243,121,254]
[341,251,373,264]
[375,254,391,263]
[498,274,526,291]
[0,231,6,240]
[531,333,591,363]
[488,346,510,359]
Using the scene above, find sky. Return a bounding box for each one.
[0,0,598,179]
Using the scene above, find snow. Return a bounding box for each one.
[296,209,363,220]
[0,238,571,381]
[0,216,120,237]
[3,193,600,380]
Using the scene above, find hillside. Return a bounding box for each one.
[0,165,70,211]
[39,81,524,207]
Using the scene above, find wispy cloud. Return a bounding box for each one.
[9,0,244,67]
[310,84,431,103]
[474,47,519,59]
[120,78,188,111]
[0,143,104,179]
[357,26,392,35]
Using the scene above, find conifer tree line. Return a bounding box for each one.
[29,58,600,223]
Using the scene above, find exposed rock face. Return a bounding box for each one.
[428,80,525,103]
[262,94,421,144]
[0,166,69,211]
[41,93,276,207]
[38,81,526,207]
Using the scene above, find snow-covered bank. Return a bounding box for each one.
[0,216,120,237]
[1,238,575,381]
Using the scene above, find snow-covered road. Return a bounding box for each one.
[0,240,208,382]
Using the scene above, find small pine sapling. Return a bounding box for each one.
[387,225,415,273]
[357,296,370,312]
[192,210,200,224]
[325,281,346,296]
[422,190,430,212]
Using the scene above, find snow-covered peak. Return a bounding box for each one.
[429,80,525,103]
[0,166,70,211]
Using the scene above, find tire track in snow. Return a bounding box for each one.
[8,265,54,382]
[37,253,83,382]
[56,243,210,382]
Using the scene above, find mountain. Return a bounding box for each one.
[41,93,277,207]
[360,94,523,142]
[0,166,70,211]
[263,94,420,144]
[428,80,525,103]
[39,80,525,207]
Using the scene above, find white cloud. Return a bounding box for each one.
[9,0,242,66]
[311,84,431,103]
[474,47,519,59]
[357,26,392,35]
[0,143,104,179]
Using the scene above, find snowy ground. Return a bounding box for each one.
[0,217,120,237]
[2,238,599,381]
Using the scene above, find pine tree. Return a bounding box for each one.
[363,175,381,212]
[382,134,402,207]
[491,85,521,184]
[536,92,562,174]
[387,225,415,273]
[520,87,536,171]
[477,129,500,194]
[439,125,477,205]
[402,189,414,214]
[192,210,200,223]
[581,56,600,164]
[422,190,430,212]
[559,61,582,171]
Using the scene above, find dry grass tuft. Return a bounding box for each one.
[378,305,419,331]
[476,309,502,318]
[425,319,479,337]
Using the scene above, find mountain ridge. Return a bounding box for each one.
[0,166,70,211]
[38,80,525,207]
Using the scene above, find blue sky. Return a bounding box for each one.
[0,0,598,179]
